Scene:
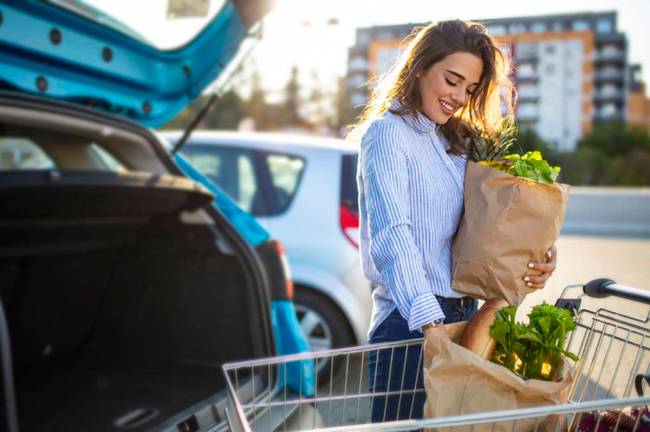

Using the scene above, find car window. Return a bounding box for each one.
[265,153,305,214]
[183,146,260,213]
[0,135,126,172]
[0,137,55,170]
[238,155,257,212]
[184,151,222,186]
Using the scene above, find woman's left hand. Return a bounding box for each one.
[523,245,557,290]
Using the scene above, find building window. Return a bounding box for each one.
[572,20,590,31]
[347,74,366,88]
[357,32,370,45]
[531,22,547,33]
[596,19,612,34]
[545,64,555,75]
[552,21,564,32]
[517,63,537,78]
[510,23,526,34]
[348,57,368,72]
[488,24,507,36]
[377,30,395,40]
[545,45,556,55]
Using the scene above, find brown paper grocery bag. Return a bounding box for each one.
[452,161,570,305]
[423,329,573,432]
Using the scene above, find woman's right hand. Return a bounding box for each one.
[423,324,450,341]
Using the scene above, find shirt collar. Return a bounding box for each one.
[389,99,439,134]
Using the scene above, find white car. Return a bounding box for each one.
[162,131,372,352]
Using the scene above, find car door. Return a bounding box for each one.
[182,144,274,229]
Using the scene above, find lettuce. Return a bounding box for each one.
[490,303,578,381]
[479,151,561,184]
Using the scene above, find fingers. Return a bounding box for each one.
[523,245,558,290]
[546,245,558,265]
[528,261,556,274]
[524,272,550,286]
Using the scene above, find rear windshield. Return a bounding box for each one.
[340,153,359,213]
[0,127,127,172]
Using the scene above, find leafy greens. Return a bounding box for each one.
[490,303,579,381]
[479,151,561,185]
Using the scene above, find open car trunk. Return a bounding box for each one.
[0,170,272,432]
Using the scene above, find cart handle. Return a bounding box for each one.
[584,279,650,305]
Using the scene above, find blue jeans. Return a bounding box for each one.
[367,296,477,423]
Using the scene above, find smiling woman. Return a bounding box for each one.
[349,19,519,423]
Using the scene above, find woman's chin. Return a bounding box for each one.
[432,112,452,125]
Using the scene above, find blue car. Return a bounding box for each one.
[0,1,312,431]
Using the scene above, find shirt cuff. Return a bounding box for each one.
[407,292,446,332]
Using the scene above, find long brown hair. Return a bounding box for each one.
[349,20,515,155]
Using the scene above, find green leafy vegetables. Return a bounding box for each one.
[489,303,579,381]
[470,116,562,184]
[479,151,561,185]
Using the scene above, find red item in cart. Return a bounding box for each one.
[575,407,650,432]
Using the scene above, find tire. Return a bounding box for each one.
[293,286,355,382]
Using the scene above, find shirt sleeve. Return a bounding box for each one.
[361,120,446,331]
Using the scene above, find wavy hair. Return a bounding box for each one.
[349,20,515,155]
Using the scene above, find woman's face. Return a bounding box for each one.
[417,52,483,124]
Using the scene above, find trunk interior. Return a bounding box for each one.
[0,174,268,432]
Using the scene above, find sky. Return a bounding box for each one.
[253,0,649,95]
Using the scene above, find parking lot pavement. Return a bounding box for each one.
[519,234,650,320]
[317,234,650,425]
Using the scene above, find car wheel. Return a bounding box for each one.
[293,287,355,381]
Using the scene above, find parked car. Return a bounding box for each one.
[0,1,314,431]
[161,131,373,354]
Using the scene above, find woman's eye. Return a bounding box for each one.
[445,78,458,87]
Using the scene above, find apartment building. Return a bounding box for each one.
[628,64,650,129]
[345,12,630,151]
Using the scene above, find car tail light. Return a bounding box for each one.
[273,240,294,299]
[339,205,359,249]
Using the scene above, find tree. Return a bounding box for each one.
[515,126,556,160]
[246,70,269,130]
[282,65,303,127]
[577,122,650,158]
[161,89,245,131]
[554,148,610,186]
[334,75,358,135]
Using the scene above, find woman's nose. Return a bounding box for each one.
[452,88,469,106]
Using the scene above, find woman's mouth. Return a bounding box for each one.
[439,100,456,116]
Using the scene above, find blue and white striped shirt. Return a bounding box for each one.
[358,105,467,339]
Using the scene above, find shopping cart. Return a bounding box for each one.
[223,279,650,431]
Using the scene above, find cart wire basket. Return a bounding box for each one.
[223,279,650,431]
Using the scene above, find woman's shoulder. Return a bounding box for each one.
[362,111,413,144]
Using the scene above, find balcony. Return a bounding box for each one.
[593,89,625,102]
[595,50,625,64]
[516,68,539,82]
[347,57,369,73]
[516,105,539,122]
[594,69,625,83]
[594,111,625,122]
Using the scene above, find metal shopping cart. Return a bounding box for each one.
[223,279,650,431]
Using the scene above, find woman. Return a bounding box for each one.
[352,20,558,422]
